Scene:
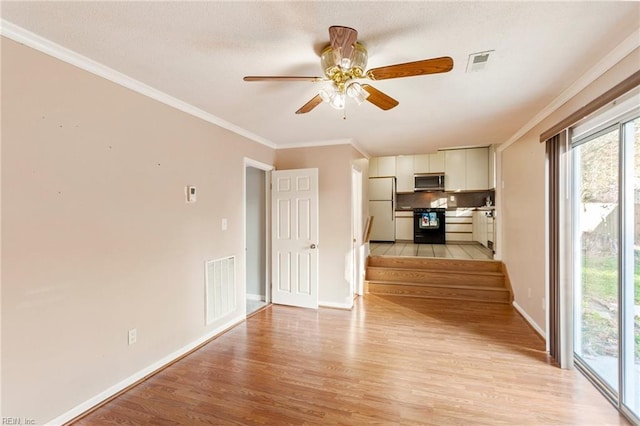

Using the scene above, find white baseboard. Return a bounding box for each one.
[319,300,353,310]
[47,315,245,425]
[246,293,264,301]
[512,301,546,339]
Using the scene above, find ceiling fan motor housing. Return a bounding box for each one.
[320,42,368,88]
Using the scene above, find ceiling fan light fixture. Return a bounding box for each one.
[319,83,336,103]
[346,82,369,105]
[329,91,346,109]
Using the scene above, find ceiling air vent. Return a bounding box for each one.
[466,50,494,73]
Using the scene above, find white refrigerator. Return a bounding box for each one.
[368,177,396,242]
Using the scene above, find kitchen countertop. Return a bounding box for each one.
[395,206,495,212]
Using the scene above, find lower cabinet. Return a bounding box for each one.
[487,217,496,251]
[445,210,473,242]
[472,210,490,247]
[395,211,413,241]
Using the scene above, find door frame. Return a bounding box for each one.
[243,158,274,315]
[351,166,364,296]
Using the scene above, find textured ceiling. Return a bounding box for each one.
[2,1,639,156]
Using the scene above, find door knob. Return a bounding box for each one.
[310,244,317,249]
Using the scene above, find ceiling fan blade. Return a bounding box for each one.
[295,94,324,114]
[366,57,454,80]
[244,76,324,82]
[361,84,399,111]
[329,26,358,65]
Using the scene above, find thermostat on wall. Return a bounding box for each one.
[186,186,197,203]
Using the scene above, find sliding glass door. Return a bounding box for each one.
[573,125,620,393]
[572,114,639,420]
[621,117,639,416]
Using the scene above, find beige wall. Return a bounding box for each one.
[276,145,366,306]
[500,47,640,331]
[1,37,276,423]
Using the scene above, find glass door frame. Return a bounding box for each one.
[570,109,640,424]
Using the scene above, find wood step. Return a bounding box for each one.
[366,266,505,288]
[365,281,511,304]
[365,255,513,304]
[367,255,503,273]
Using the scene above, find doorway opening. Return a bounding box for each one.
[244,159,273,316]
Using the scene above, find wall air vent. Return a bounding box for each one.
[466,50,494,73]
[205,256,236,324]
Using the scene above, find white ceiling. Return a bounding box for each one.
[2,1,639,156]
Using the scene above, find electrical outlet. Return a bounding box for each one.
[128,328,137,345]
[221,218,228,231]
[527,288,532,298]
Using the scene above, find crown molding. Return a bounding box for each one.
[349,139,371,159]
[277,138,370,158]
[0,19,277,149]
[497,27,640,152]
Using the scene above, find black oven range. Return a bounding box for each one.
[413,208,446,244]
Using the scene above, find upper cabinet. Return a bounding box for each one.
[413,154,429,173]
[395,156,415,193]
[444,150,466,191]
[369,147,490,192]
[413,152,445,174]
[466,147,489,191]
[369,156,396,177]
[430,151,446,173]
[444,147,489,191]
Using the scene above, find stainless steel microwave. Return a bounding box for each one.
[414,173,445,191]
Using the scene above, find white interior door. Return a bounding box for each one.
[271,168,319,308]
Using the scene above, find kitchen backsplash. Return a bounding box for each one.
[396,190,495,209]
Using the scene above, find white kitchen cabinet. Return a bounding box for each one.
[466,148,489,191]
[413,154,429,173]
[395,211,413,240]
[444,147,489,191]
[487,216,495,246]
[444,150,467,191]
[429,151,445,173]
[472,210,489,247]
[368,156,396,177]
[445,209,473,242]
[395,155,415,193]
[413,152,444,174]
[377,156,396,177]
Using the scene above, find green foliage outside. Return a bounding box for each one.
[581,252,640,359]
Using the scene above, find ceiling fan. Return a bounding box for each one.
[244,26,454,114]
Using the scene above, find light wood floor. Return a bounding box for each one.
[371,241,494,260]
[74,296,628,425]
